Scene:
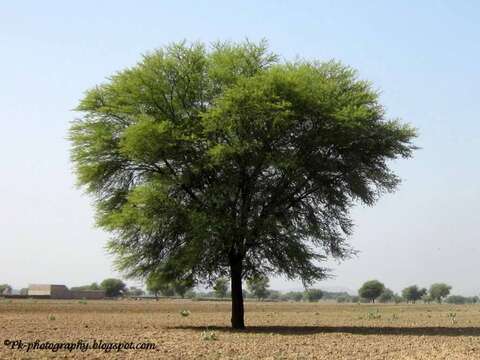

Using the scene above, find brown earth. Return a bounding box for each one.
[1,299,480,359]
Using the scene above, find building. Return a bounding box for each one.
[27,284,105,299]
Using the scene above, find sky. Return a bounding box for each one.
[0,1,479,295]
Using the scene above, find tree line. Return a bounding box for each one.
[2,278,478,305]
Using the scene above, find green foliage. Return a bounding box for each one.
[366,309,382,320]
[127,286,145,297]
[201,328,218,341]
[213,278,229,298]
[421,293,433,304]
[336,295,351,303]
[180,309,191,317]
[377,288,395,303]
[71,282,102,292]
[429,283,452,303]
[0,284,12,295]
[358,280,385,303]
[445,295,478,304]
[100,278,127,298]
[69,39,416,327]
[447,312,457,324]
[402,285,427,304]
[304,289,324,302]
[246,275,270,300]
[283,291,304,302]
[145,270,193,298]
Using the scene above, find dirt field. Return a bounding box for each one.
[1,299,480,359]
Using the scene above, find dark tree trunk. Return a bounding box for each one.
[230,257,245,329]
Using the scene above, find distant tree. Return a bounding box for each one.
[100,278,127,298]
[336,295,352,303]
[19,288,28,295]
[71,282,102,292]
[421,293,433,304]
[184,289,197,299]
[213,278,229,298]
[358,280,385,303]
[0,284,12,295]
[89,282,101,290]
[267,290,281,301]
[127,287,145,297]
[70,40,417,329]
[246,275,270,300]
[146,272,172,298]
[393,293,403,304]
[284,291,304,302]
[145,269,193,298]
[429,283,451,303]
[402,285,427,304]
[378,288,394,303]
[304,289,324,302]
[173,279,194,298]
[351,296,360,303]
[445,295,467,304]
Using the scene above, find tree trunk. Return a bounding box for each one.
[230,257,245,329]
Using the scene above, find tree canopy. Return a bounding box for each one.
[70,40,417,328]
[358,280,385,303]
[246,275,270,300]
[402,285,427,304]
[429,283,451,303]
[100,278,126,298]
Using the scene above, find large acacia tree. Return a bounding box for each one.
[70,40,416,329]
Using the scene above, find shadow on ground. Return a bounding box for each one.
[170,325,480,337]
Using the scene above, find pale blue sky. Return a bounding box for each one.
[1,1,479,295]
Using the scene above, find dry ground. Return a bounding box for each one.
[2,299,480,359]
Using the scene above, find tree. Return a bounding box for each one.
[421,293,433,304]
[69,40,417,329]
[284,291,304,302]
[89,282,101,290]
[145,272,176,298]
[173,279,194,298]
[358,280,385,303]
[100,278,127,298]
[246,275,270,300]
[0,284,12,295]
[71,282,102,292]
[402,285,427,304]
[267,290,281,301]
[213,278,229,298]
[127,286,145,297]
[429,283,451,303]
[378,288,394,303]
[445,295,468,304]
[304,289,324,302]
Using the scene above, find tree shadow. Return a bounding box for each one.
[170,325,480,337]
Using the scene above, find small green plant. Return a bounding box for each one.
[391,313,399,320]
[447,312,457,324]
[78,299,87,305]
[180,309,191,317]
[48,314,56,321]
[366,309,381,320]
[201,328,218,341]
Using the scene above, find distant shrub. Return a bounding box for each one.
[445,295,478,304]
[48,314,56,321]
[304,289,323,302]
[336,295,351,303]
[366,309,381,320]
